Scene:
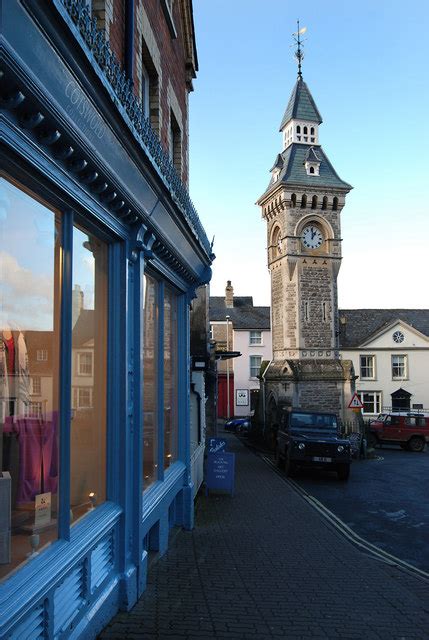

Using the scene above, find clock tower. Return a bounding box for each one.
[257,27,356,425]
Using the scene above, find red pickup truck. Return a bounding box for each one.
[368,412,429,452]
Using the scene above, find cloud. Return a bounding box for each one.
[0,251,54,330]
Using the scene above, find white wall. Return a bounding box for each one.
[232,329,272,416]
[341,348,429,415]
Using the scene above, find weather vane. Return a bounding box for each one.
[293,20,307,79]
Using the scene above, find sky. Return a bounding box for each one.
[189,0,429,309]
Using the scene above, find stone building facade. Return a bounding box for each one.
[256,66,356,426]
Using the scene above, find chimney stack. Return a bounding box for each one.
[225,280,234,308]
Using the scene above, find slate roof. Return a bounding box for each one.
[259,143,352,201]
[72,309,94,347]
[210,297,271,330]
[279,79,323,130]
[338,309,429,348]
[305,146,321,163]
[270,153,284,172]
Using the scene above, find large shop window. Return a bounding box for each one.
[70,225,107,520]
[0,177,108,582]
[1,179,60,580]
[142,277,179,488]
[163,287,178,470]
[143,275,158,488]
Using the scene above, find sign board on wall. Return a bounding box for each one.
[236,389,249,406]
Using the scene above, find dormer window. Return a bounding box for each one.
[272,169,280,183]
[304,146,321,176]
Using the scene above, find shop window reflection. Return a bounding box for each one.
[70,226,107,521]
[0,178,60,581]
[163,287,178,469]
[143,275,158,488]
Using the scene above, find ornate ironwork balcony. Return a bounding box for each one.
[56,0,212,258]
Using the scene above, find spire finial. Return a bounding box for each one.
[293,20,307,79]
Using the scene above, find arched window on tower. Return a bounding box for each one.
[291,193,297,208]
[310,127,315,135]
[333,196,339,211]
[309,167,315,174]
[311,195,318,209]
[301,194,307,209]
[322,196,328,210]
[271,226,281,260]
[296,125,301,134]
[303,126,308,134]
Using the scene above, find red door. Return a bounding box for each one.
[217,374,234,418]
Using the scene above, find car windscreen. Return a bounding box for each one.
[290,413,338,430]
[376,414,389,422]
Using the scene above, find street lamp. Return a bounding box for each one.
[226,315,231,420]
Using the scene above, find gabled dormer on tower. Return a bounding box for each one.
[270,154,284,183]
[304,147,321,176]
[280,79,322,150]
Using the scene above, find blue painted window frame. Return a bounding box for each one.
[0,172,125,564]
[141,268,186,494]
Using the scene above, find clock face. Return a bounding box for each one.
[302,225,323,249]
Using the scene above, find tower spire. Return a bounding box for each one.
[293,20,306,79]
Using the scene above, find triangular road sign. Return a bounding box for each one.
[348,392,364,409]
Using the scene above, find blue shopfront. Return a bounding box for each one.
[0,1,212,638]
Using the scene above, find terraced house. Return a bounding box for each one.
[0,1,212,637]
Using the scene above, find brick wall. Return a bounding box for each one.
[94,0,192,184]
[134,0,190,184]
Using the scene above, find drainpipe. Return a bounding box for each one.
[125,0,135,83]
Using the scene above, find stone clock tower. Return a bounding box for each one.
[257,30,356,425]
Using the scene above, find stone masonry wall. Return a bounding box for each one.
[271,267,284,353]
[300,264,332,348]
[298,380,341,414]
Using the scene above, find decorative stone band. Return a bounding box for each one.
[56,0,212,258]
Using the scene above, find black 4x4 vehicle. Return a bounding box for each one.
[275,410,351,481]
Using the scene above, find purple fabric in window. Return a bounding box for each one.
[4,413,58,502]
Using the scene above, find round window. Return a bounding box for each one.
[392,330,404,344]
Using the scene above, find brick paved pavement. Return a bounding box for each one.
[100,434,429,639]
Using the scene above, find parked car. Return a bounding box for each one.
[275,410,351,480]
[224,417,251,435]
[368,412,429,452]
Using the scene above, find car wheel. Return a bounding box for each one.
[275,446,283,469]
[407,436,425,452]
[367,433,378,449]
[337,464,350,481]
[284,453,296,478]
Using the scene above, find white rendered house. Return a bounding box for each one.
[339,310,429,417]
[210,282,272,418]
